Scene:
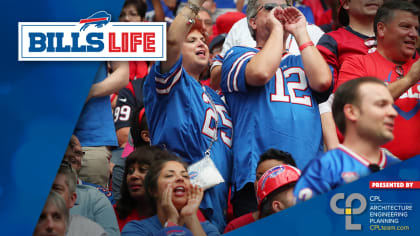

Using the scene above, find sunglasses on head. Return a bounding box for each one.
[253,2,290,17]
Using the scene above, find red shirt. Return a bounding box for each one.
[338,51,420,160]
[317,26,376,84]
[224,212,256,233]
[302,0,331,26]
[129,61,149,80]
[114,205,147,232]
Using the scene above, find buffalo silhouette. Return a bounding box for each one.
[79,11,111,31]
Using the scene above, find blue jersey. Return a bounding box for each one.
[294,145,401,201]
[221,46,324,194]
[121,215,220,236]
[143,57,233,232]
[75,62,118,147]
[179,0,236,8]
[145,0,175,23]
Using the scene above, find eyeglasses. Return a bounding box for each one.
[395,65,404,79]
[253,2,290,18]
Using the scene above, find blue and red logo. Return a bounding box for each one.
[189,171,198,180]
[18,11,166,61]
[79,11,111,31]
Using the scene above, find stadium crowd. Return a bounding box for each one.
[33,0,420,235]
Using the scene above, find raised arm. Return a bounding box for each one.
[245,7,285,86]
[151,0,165,22]
[387,59,420,100]
[236,0,245,12]
[283,7,331,92]
[160,0,205,73]
[86,61,129,102]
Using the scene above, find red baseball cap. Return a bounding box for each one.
[215,11,246,35]
[257,164,301,207]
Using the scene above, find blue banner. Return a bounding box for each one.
[0,0,123,235]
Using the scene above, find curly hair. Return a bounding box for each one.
[115,146,156,219]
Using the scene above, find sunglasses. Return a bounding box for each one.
[253,2,290,18]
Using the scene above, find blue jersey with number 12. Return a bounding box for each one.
[221,46,324,194]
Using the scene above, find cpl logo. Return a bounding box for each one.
[330,193,367,230]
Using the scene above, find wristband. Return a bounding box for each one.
[164,220,178,228]
[299,41,314,51]
[182,13,196,25]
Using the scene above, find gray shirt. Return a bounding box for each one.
[67,215,108,236]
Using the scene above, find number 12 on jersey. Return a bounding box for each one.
[270,67,312,107]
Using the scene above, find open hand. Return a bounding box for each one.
[281,7,307,36]
[180,184,203,218]
[266,7,284,33]
[161,183,180,223]
[406,58,420,83]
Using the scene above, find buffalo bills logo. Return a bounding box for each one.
[166,229,188,236]
[79,11,111,31]
[189,171,198,180]
[166,229,187,236]
[260,166,285,191]
[341,172,359,183]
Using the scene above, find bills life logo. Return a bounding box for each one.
[18,11,166,61]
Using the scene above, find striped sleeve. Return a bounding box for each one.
[317,34,339,80]
[211,54,224,69]
[153,57,184,95]
[221,47,256,93]
[294,157,334,202]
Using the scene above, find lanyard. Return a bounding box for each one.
[202,86,218,158]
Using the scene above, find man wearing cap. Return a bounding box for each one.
[224,149,297,233]
[337,1,420,160]
[257,165,300,218]
[317,0,384,150]
[294,77,401,202]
